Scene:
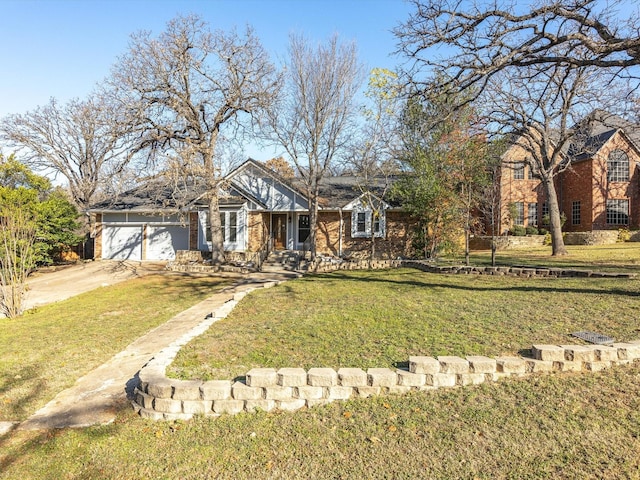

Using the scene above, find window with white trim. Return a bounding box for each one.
[298,214,310,243]
[205,210,241,245]
[527,202,538,226]
[351,206,385,238]
[607,149,629,182]
[606,199,629,225]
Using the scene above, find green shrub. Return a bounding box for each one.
[525,226,539,235]
[543,233,552,245]
[510,225,526,236]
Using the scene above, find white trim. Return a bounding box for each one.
[349,199,386,239]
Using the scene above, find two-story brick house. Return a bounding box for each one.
[495,111,640,235]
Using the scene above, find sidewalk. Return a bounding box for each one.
[16,270,299,431]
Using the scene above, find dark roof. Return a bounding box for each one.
[90,156,402,213]
[313,176,400,209]
[568,110,640,161]
[89,179,244,212]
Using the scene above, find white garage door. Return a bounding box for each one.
[146,225,189,260]
[103,225,142,260]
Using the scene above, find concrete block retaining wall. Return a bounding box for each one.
[132,263,640,421]
[310,259,636,279]
[134,340,640,421]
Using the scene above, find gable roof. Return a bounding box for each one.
[90,159,401,213]
[504,110,640,165]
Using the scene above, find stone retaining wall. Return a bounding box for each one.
[564,231,619,245]
[134,339,640,421]
[469,235,546,250]
[309,258,635,278]
[309,258,402,273]
[402,260,636,278]
[132,268,640,421]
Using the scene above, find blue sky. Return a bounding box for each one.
[0,0,413,119]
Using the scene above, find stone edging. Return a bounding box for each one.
[132,278,640,421]
[310,258,636,278]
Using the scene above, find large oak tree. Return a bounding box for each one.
[109,14,279,263]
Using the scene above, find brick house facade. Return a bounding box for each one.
[494,113,640,235]
[90,159,414,261]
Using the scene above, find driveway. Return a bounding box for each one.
[23,261,167,311]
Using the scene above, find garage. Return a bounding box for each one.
[102,225,142,260]
[146,225,189,260]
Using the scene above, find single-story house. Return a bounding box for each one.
[89,159,414,261]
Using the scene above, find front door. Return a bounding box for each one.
[272,214,287,250]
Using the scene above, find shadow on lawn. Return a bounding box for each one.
[321,271,640,298]
[0,364,48,421]
[0,404,131,478]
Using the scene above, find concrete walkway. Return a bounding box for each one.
[14,270,299,431]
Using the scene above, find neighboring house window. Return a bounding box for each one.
[528,165,536,180]
[513,162,525,180]
[527,203,538,226]
[572,201,581,225]
[351,205,385,238]
[607,149,629,182]
[298,214,310,243]
[542,202,549,225]
[513,202,524,225]
[606,199,629,225]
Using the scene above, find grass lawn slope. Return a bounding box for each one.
[0,274,233,421]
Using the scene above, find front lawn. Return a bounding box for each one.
[168,268,640,380]
[3,247,640,478]
[458,242,640,273]
[0,273,233,421]
[2,364,640,479]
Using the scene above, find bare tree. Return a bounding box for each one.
[0,95,135,214]
[480,56,622,255]
[264,33,364,260]
[478,137,508,266]
[396,0,640,100]
[109,15,279,264]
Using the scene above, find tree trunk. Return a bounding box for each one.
[542,176,568,256]
[464,227,470,266]
[308,186,319,261]
[490,237,497,266]
[208,193,225,264]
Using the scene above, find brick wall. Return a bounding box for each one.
[189,212,199,250]
[499,131,640,233]
[247,212,269,252]
[317,211,415,259]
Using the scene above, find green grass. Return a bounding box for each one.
[2,364,640,479]
[451,242,640,273]
[3,244,640,478]
[0,273,233,421]
[168,268,640,381]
